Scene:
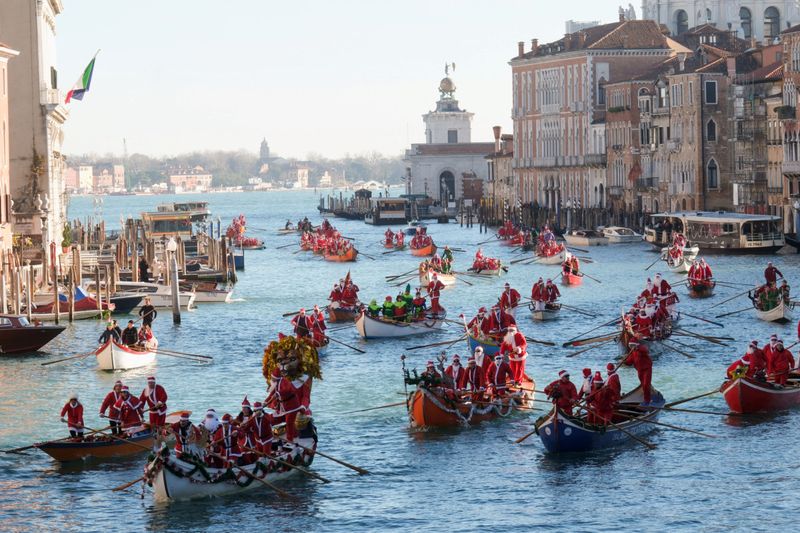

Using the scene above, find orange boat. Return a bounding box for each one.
[408,377,535,428]
[323,248,358,262]
[327,303,360,322]
[410,242,437,257]
[561,272,583,286]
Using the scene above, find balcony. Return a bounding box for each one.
[783,160,800,175]
[652,104,670,116]
[777,105,796,120]
[608,185,624,197]
[40,88,63,105]
[584,153,607,166]
[636,177,659,191]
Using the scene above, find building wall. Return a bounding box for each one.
[405,152,490,200]
[78,166,93,190]
[423,111,473,144]
[0,45,19,253]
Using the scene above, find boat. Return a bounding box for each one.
[0,314,65,354]
[146,422,318,501]
[530,302,561,321]
[29,309,104,321]
[408,377,536,428]
[754,299,792,323]
[114,282,196,309]
[721,376,800,413]
[536,248,569,265]
[240,242,266,251]
[467,266,504,276]
[327,302,361,322]
[311,337,330,354]
[32,286,115,315]
[666,257,691,273]
[410,242,437,257]
[564,230,609,247]
[687,279,715,298]
[323,247,358,262]
[536,386,664,453]
[180,282,233,303]
[645,212,785,254]
[602,226,643,243]
[419,269,456,287]
[355,310,445,339]
[660,245,700,261]
[95,339,156,371]
[403,221,427,236]
[467,332,501,356]
[109,294,145,314]
[561,272,583,286]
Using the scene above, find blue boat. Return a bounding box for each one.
[536,386,664,453]
[467,332,501,356]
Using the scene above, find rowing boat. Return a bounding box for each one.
[530,302,561,321]
[327,302,361,322]
[95,339,156,371]
[467,332,501,356]
[561,272,583,286]
[687,279,715,298]
[410,242,437,257]
[721,375,800,413]
[323,248,358,262]
[146,422,318,501]
[536,386,664,453]
[666,257,691,273]
[536,248,569,265]
[660,245,699,260]
[355,310,446,339]
[420,270,456,287]
[467,266,503,276]
[754,299,792,323]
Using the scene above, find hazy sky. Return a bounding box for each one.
[58,0,623,159]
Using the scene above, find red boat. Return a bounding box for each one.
[323,247,358,262]
[721,376,800,413]
[0,314,65,354]
[561,272,583,286]
[410,242,437,257]
[688,279,715,298]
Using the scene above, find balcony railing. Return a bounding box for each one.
[608,185,624,197]
[636,177,659,190]
[584,154,607,166]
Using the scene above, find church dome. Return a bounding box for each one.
[439,76,456,95]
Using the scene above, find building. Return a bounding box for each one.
[404,68,494,202]
[168,166,213,193]
[282,163,310,188]
[0,43,20,253]
[0,0,69,245]
[641,0,800,42]
[78,165,93,191]
[781,23,800,233]
[486,126,516,205]
[93,164,125,192]
[63,166,78,192]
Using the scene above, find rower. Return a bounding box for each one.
[543,370,579,415]
[139,296,157,327]
[781,280,791,304]
[605,363,621,403]
[99,380,124,435]
[531,277,545,311]
[202,408,220,435]
[499,325,527,383]
[121,320,138,346]
[487,353,514,396]
[114,385,144,432]
[499,282,521,313]
[366,299,381,317]
[247,401,274,455]
[586,372,614,426]
[545,279,560,305]
[381,296,395,318]
[748,340,768,377]
[98,321,121,345]
[291,308,313,339]
[635,309,653,339]
[767,339,794,387]
[393,294,408,322]
[60,393,85,440]
[463,357,485,393]
[578,368,593,400]
[384,227,394,245]
[764,262,783,285]
[139,376,168,431]
[420,360,442,387]
[169,413,201,459]
[623,342,653,405]
[426,273,445,315]
[328,283,343,304]
[235,396,253,425]
[310,305,327,345]
[211,414,242,468]
[138,324,158,350]
[473,346,492,379]
[444,355,465,390]
[412,289,427,317]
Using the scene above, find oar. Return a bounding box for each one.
[392,276,417,287]
[241,446,330,483]
[477,236,500,245]
[644,254,662,271]
[525,336,555,347]
[358,250,376,261]
[615,410,718,438]
[41,350,97,366]
[659,341,695,359]
[207,451,292,498]
[154,348,213,360]
[342,401,407,414]
[276,243,296,250]
[325,335,366,354]
[714,307,752,319]
[292,248,307,255]
[579,272,602,284]
[708,288,752,309]
[293,443,369,475]
[382,248,405,255]
[567,246,590,254]
[112,475,147,492]
[680,312,724,328]
[664,388,719,408]
[386,269,418,280]
[82,425,153,451]
[510,255,535,265]
[558,304,596,318]
[562,332,619,348]
[566,338,615,358]
[154,350,213,363]
[4,424,114,454]
[565,317,620,343]
[673,328,734,343]
[282,305,329,317]
[405,336,467,351]
[456,276,474,287]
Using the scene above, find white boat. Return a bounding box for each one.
[30,309,103,322]
[666,257,691,273]
[147,427,318,501]
[530,302,561,321]
[564,230,609,247]
[114,282,196,309]
[536,249,569,265]
[467,266,504,276]
[660,245,699,261]
[355,311,446,339]
[419,270,456,287]
[755,299,793,323]
[95,339,156,371]
[645,212,785,254]
[184,284,233,303]
[602,226,643,243]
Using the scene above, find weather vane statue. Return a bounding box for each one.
[444,62,456,76]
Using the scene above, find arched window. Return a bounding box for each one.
[676,10,689,35]
[707,159,719,189]
[740,7,752,39]
[765,6,781,39]
[706,119,717,141]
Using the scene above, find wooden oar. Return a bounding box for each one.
[681,312,724,328]
[154,348,213,360]
[324,335,366,354]
[405,336,467,351]
[386,269,418,280]
[276,243,296,250]
[658,405,745,416]
[562,332,618,348]
[112,475,147,492]
[567,246,590,254]
[673,328,734,343]
[515,426,540,444]
[358,250,376,261]
[456,276,474,287]
[241,446,330,483]
[644,254,662,271]
[392,276,417,287]
[4,424,114,454]
[580,272,602,284]
[41,350,97,366]
[578,405,656,450]
[566,338,615,358]
[154,350,213,363]
[342,401,407,414]
[477,236,500,245]
[615,410,718,438]
[664,389,719,408]
[294,443,369,475]
[558,304,597,318]
[660,341,695,359]
[282,305,329,317]
[714,307,752,319]
[510,255,535,265]
[382,248,405,255]
[207,451,292,498]
[708,288,752,309]
[565,317,620,343]
[525,336,555,347]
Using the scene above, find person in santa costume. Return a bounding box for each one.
[444,355,466,389]
[99,380,124,435]
[60,393,84,439]
[544,370,579,415]
[310,305,327,346]
[577,368,593,400]
[623,342,653,405]
[545,279,560,304]
[210,414,242,468]
[384,228,394,246]
[235,396,253,425]
[263,336,317,444]
[531,277,546,311]
[426,273,445,314]
[114,385,144,431]
[247,401,274,455]
[767,339,794,386]
[328,283,343,304]
[499,325,528,382]
[462,357,486,394]
[585,372,615,425]
[498,283,521,313]
[472,346,492,379]
[605,363,621,403]
[291,308,313,339]
[165,412,201,459]
[485,305,516,337]
[652,274,672,298]
[486,354,514,396]
[139,376,168,429]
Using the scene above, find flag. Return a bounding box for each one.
[65,55,97,104]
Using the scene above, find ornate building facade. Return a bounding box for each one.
[0,43,20,253]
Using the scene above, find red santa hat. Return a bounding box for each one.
[253,402,263,411]
[467,357,476,365]
[385,296,393,302]
[740,354,752,365]
[593,371,604,385]
[474,346,484,354]
[582,368,591,377]
[180,412,190,421]
[114,380,123,387]
[452,354,461,362]
[478,307,487,313]
[241,396,251,408]
[750,340,759,347]
[558,369,569,378]
[426,360,435,368]
[147,376,156,382]
[299,308,306,313]
[606,363,616,373]
[121,385,130,392]
[504,282,510,287]
[221,413,232,423]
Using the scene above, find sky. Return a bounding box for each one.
[57,0,625,159]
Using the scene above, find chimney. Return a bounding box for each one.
[564,33,573,50]
[518,41,524,57]
[577,31,586,48]
[727,56,737,79]
[678,53,687,71]
[531,39,539,54]
[493,126,502,153]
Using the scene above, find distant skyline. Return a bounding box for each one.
[57,0,624,159]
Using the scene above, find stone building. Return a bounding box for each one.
[0,43,19,253]
[780,23,800,233]
[486,126,515,206]
[0,0,69,245]
[168,166,213,193]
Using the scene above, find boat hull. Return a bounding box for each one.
[561,272,583,286]
[536,249,568,265]
[564,235,608,247]
[467,333,501,356]
[0,319,65,354]
[530,303,561,321]
[420,271,456,286]
[323,248,358,262]
[755,300,792,323]
[410,243,437,257]
[722,376,800,413]
[355,312,445,339]
[666,258,691,273]
[96,340,156,371]
[36,431,154,462]
[110,295,145,314]
[327,303,360,322]
[687,280,715,298]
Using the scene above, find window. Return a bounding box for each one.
[707,159,719,189]
[765,6,780,39]
[676,10,689,35]
[447,130,458,144]
[50,67,57,89]
[598,79,606,106]
[706,119,717,141]
[704,80,717,104]
[740,7,752,39]
[688,81,693,104]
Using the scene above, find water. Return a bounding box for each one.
[1,190,799,532]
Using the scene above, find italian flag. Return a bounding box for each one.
[65,55,97,104]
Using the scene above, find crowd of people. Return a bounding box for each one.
[536,225,564,257]
[97,318,158,351]
[365,274,445,321]
[290,306,328,347]
[726,335,796,387]
[328,275,361,310]
[419,247,454,276]
[384,228,405,248]
[621,275,678,344]
[471,248,502,271]
[750,262,790,312]
[410,227,434,250]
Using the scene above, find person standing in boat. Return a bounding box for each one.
[121,320,138,346]
[310,305,327,346]
[545,279,560,305]
[165,413,201,460]
[531,277,546,311]
[139,376,168,430]
[99,380,124,435]
[211,414,243,468]
[623,342,653,405]
[426,273,445,315]
[605,363,621,403]
[767,340,794,387]
[248,401,274,454]
[544,370,579,415]
[499,283,521,314]
[291,308,313,339]
[585,372,615,425]
[114,386,144,432]
[486,353,515,396]
[764,262,783,285]
[499,325,527,383]
[98,322,121,345]
[60,393,84,439]
[139,297,157,327]
[444,355,466,390]
[462,357,485,394]
[577,368,593,401]
[781,280,791,305]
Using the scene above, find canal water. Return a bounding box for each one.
[1,190,799,531]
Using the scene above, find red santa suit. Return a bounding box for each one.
[635,313,653,338]
[467,312,487,337]
[652,276,672,297]
[248,409,274,454]
[114,392,144,429]
[499,329,528,382]
[485,307,516,335]
[139,379,168,427]
[170,419,201,458]
[212,422,242,466]
[426,278,445,313]
[99,389,122,426]
[606,366,621,403]
[265,372,312,442]
[60,399,84,435]
[487,356,514,395]
[445,361,466,389]
[291,312,313,338]
[310,310,327,345]
[531,280,545,301]
[587,384,616,425]
[499,287,521,311]
[624,344,653,404]
[329,285,343,303]
[545,283,560,303]
[544,375,579,414]
[767,345,795,386]
[462,363,486,392]
[473,349,493,379]
[384,229,394,245]
[341,284,359,306]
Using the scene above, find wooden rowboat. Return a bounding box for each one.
[147,422,318,501]
[754,299,792,323]
[666,257,691,273]
[355,310,445,339]
[408,377,536,428]
[721,376,800,413]
[468,265,504,276]
[95,339,156,371]
[419,270,456,286]
[467,332,501,356]
[660,245,699,260]
[323,248,358,262]
[410,242,437,257]
[687,280,715,298]
[327,302,360,322]
[311,337,330,354]
[536,386,664,453]
[530,302,561,321]
[536,248,569,265]
[561,272,583,286]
